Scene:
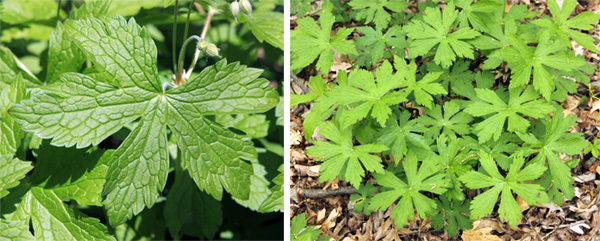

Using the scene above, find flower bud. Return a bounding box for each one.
[239,0,252,17]
[230,1,240,22]
[197,40,208,51]
[205,43,221,58]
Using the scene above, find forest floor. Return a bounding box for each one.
[290,0,600,240]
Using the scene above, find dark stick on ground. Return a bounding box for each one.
[301,186,357,199]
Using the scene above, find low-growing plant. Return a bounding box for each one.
[291,0,597,237]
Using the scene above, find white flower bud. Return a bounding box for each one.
[240,0,252,17]
[230,1,240,22]
[197,40,208,51]
[205,43,221,58]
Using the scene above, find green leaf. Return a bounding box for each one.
[1,184,115,240]
[0,0,57,24]
[433,136,474,200]
[377,110,430,162]
[419,100,472,139]
[258,164,284,213]
[464,87,554,143]
[307,120,388,188]
[29,187,115,240]
[532,0,600,53]
[350,183,378,215]
[452,0,501,31]
[0,220,35,241]
[103,98,168,226]
[327,60,407,127]
[394,56,447,108]
[246,11,284,50]
[0,47,41,89]
[11,73,155,149]
[354,26,408,67]
[215,114,270,139]
[291,93,317,107]
[0,74,28,156]
[349,0,408,30]
[459,153,547,226]
[233,159,272,211]
[291,213,324,241]
[495,34,587,99]
[584,138,600,158]
[431,197,472,237]
[164,171,222,239]
[370,153,448,228]
[114,203,166,241]
[302,74,339,140]
[0,155,32,199]
[291,10,357,73]
[404,3,480,68]
[71,0,112,20]
[64,15,162,91]
[11,15,279,226]
[29,141,110,206]
[46,22,87,83]
[515,113,587,203]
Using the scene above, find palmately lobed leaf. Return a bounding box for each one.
[9,14,279,226]
[10,73,154,149]
[64,15,161,91]
[0,155,33,199]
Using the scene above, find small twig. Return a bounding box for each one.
[291,73,311,94]
[525,207,543,241]
[300,186,356,199]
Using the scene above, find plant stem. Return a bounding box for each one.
[172,0,179,72]
[201,10,215,39]
[182,0,197,40]
[176,35,203,85]
[185,10,215,79]
[56,0,61,21]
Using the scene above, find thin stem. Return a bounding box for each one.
[176,35,203,85]
[172,0,179,72]
[182,0,197,40]
[56,0,62,21]
[186,10,215,78]
[201,10,215,39]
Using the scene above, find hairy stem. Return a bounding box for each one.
[182,0,197,40]
[176,35,203,85]
[185,10,215,79]
[172,0,179,72]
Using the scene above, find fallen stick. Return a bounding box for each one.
[300,186,357,199]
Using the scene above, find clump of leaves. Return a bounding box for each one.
[431,197,472,237]
[460,153,548,226]
[291,0,597,238]
[291,3,356,73]
[291,213,330,241]
[370,153,448,228]
[404,2,480,68]
[307,117,388,188]
[348,0,408,30]
[350,183,378,215]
